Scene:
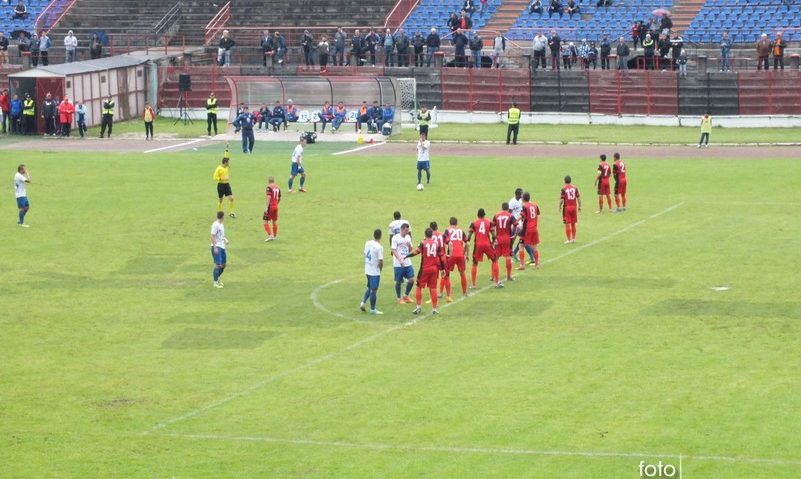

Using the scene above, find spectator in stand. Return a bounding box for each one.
[383,28,395,66]
[491,32,506,69]
[588,42,598,69]
[548,0,563,19]
[578,39,590,69]
[479,0,488,17]
[642,33,655,69]
[396,28,410,67]
[459,11,473,30]
[39,32,52,66]
[597,0,612,6]
[0,89,8,133]
[453,28,468,68]
[365,28,378,67]
[274,31,286,66]
[616,36,629,70]
[658,34,671,69]
[412,31,425,67]
[12,0,27,20]
[530,0,544,16]
[548,30,561,70]
[719,31,731,72]
[566,0,580,19]
[334,27,346,66]
[301,30,314,67]
[318,36,329,72]
[0,32,8,66]
[269,101,285,131]
[448,13,460,32]
[76,101,87,138]
[350,29,364,66]
[258,104,271,130]
[659,14,672,36]
[381,102,394,134]
[599,34,611,69]
[319,101,333,132]
[772,32,786,70]
[142,102,155,140]
[10,94,22,135]
[631,22,640,50]
[756,33,770,71]
[532,31,547,69]
[638,21,647,48]
[678,48,688,79]
[90,33,102,59]
[219,30,235,67]
[64,31,78,63]
[285,99,299,124]
[561,42,572,69]
[332,101,347,132]
[670,33,683,71]
[260,29,273,66]
[356,100,370,133]
[463,0,475,18]
[17,32,30,58]
[426,28,440,67]
[58,96,74,137]
[469,30,483,68]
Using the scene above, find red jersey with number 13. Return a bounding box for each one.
[561,184,580,207]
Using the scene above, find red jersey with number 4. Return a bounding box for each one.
[561,184,580,208]
[444,227,466,257]
[492,211,517,239]
[470,218,493,245]
[613,160,627,182]
[416,238,445,271]
[266,185,281,208]
[598,162,611,181]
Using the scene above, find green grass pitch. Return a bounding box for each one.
[2,139,801,478]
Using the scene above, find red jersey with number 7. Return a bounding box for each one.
[470,218,493,246]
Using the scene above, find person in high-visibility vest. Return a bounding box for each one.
[206,92,218,136]
[416,105,430,137]
[99,96,114,138]
[506,101,521,145]
[698,112,712,148]
[22,93,35,135]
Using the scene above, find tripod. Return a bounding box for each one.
[174,91,193,125]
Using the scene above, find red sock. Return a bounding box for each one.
[518,248,526,266]
[272,222,278,236]
[430,286,438,308]
[534,249,539,265]
[615,195,621,208]
[491,261,499,283]
[444,277,451,297]
[506,257,512,279]
[471,264,477,286]
[415,286,423,306]
[571,224,577,241]
[606,194,612,209]
[460,273,468,294]
[263,223,272,235]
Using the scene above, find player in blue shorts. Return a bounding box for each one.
[14,164,31,227]
[416,132,431,186]
[361,228,384,315]
[210,211,228,288]
[288,136,307,192]
[391,222,415,303]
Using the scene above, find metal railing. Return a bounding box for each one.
[384,0,420,30]
[205,1,231,46]
[155,2,183,39]
[35,0,79,36]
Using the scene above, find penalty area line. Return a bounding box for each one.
[332,141,386,156]
[144,139,206,154]
[144,202,683,435]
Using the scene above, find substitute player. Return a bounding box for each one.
[391,223,415,304]
[492,202,518,281]
[263,176,281,241]
[416,132,431,187]
[559,176,581,244]
[360,228,384,315]
[288,136,307,193]
[14,164,31,227]
[519,192,541,270]
[468,208,502,288]
[613,152,627,212]
[213,156,235,218]
[595,153,612,213]
[406,227,446,315]
[443,217,469,300]
[210,211,229,288]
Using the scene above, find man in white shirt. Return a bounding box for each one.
[288,136,307,192]
[210,211,228,288]
[14,164,31,227]
[509,187,534,267]
[64,31,78,63]
[361,229,384,315]
[416,133,431,186]
[388,210,412,246]
[532,31,547,69]
[391,223,415,304]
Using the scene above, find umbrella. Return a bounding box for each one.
[652,8,671,16]
[10,29,31,40]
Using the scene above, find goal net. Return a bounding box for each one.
[226,76,405,135]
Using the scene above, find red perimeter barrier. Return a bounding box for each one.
[588,70,678,116]
[441,68,530,112]
[738,71,801,115]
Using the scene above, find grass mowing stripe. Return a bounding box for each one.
[146,203,682,435]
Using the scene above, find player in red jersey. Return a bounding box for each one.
[595,154,612,213]
[406,227,447,315]
[519,191,541,270]
[559,175,582,244]
[467,208,502,288]
[263,176,281,241]
[442,216,469,301]
[492,203,518,281]
[613,152,627,211]
[429,221,446,299]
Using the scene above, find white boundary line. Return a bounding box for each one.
[145,203,683,435]
[331,141,386,156]
[310,278,371,323]
[144,139,206,154]
[154,432,801,467]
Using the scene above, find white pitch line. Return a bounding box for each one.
[331,141,386,156]
[145,203,683,434]
[310,278,371,322]
[144,139,205,154]
[155,432,801,467]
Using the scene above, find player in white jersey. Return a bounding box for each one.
[509,187,533,266]
[416,132,431,186]
[210,211,229,288]
[14,164,31,227]
[287,136,307,193]
[361,229,384,315]
[391,222,415,304]
[387,210,412,247]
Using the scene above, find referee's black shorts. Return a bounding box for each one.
[217,183,232,198]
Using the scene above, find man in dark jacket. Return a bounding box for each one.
[657,34,671,68]
[469,31,483,68]
[412,31,425,67]
[350,29,364,66]
[599,35,611,69]
[301,30,314,67]
[452,29,468,68]
[219,30,235,67]
[365,29,378,66]
[772,32,786,70]
[334,27,346,66]
[426,28,441,67]
[548,30,561,69]
[260,30,273,66]
[670,34,683,70]
[41,93,56,136]
[616,36,630,70]
[395,28,410,67]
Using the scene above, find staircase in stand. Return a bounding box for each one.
[481,0,528,34]
[669,0,707,34]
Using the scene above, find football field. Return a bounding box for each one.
[3,137,801,478]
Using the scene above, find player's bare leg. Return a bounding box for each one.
[597,195,604,213]
[570,223,577,243]
[622,192,627,209]
[605,194,612,209]
[564,224,572,244]
[615,193,621,209]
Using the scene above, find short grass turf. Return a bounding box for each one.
[2,141,801,478]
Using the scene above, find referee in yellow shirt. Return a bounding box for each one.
[213,148,235,217]
[506,101,521,145]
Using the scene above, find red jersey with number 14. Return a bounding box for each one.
[470,218,493,245]
[416,237,445,271]
[444,227,466,257]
